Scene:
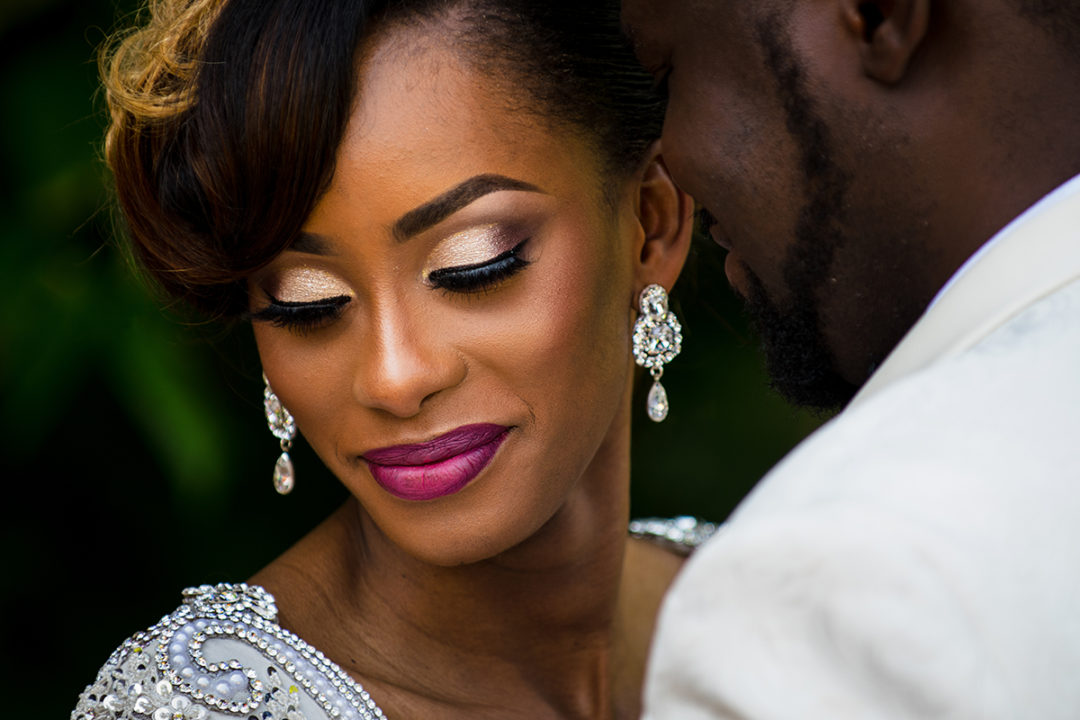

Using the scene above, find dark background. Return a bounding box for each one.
[0,1,822,715]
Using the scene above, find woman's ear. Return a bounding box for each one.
[633,142,694,296]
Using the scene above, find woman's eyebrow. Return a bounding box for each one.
[289,231,336,255]
[392,174,544,242]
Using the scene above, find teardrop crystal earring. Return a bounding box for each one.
[632,284,683,422]
[263,372,297,494]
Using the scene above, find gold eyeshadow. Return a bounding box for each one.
[422,224,518,279]
[271,266,353,302]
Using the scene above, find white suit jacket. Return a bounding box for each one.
[644,176,1080,719]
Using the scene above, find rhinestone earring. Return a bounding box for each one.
[632,284,683,422]
[263,372,297,494]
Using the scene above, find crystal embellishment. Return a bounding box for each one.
[72,582,389,720]
[264,373,298,495]
[274,453,295,495]
[628,516,721,556]
[263,374,297,443]
[632,284,682,422]
[632,285,682,370]
[646,380,669,422]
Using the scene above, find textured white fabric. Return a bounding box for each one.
[644,177,1080,719]
[70,583,388,720]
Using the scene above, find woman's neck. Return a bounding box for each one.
[346,501,628,717]
[255,414,646,719]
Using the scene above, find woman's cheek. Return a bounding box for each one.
[253,325,354,457]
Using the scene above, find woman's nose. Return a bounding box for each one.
[351,305,465,418]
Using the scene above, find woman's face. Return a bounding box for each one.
[249,25,644,566]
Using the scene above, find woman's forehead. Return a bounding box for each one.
[328,31,601,216]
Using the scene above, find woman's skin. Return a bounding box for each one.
[249,19,693,720]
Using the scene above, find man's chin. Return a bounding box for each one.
[739,270,857,412]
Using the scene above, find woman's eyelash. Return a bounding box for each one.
[428,240,531,294]
[247,295,351,333]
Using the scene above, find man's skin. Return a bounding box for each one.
[622,0,1080,409]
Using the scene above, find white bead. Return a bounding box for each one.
[274,452,295,494]
[647,380,669,422]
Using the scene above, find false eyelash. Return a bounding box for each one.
[428,239,532,294]
[246,295,351,333]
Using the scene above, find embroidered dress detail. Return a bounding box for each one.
[72,583,386,720]
[628,516,719,555]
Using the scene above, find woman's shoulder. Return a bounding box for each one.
[72,583,387,720]
[628,515,720,556]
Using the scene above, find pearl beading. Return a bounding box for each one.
[73,583,387,720]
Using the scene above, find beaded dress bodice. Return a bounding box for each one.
[72,517,717,720]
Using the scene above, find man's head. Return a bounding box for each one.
[623,0,1080,408]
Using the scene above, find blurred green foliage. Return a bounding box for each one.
[0,1,821,716]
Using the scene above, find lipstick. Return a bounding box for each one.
[362,423,509,501]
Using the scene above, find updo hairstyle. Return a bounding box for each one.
[102,0,665,318]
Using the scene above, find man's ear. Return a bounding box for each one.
[633,142,694,298]
[841,0,931,84]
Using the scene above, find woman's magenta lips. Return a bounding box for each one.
[362,423,509,501]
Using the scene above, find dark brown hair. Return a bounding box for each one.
[102,0,664,318]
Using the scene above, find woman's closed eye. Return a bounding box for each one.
[427,238,531,294]
[247,295,351,334]
[247,264,354,334]
[248,238,532,333]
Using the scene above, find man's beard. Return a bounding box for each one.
[723,13,864,410]
[740,261,857,410]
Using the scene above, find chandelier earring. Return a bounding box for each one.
[632,283,683,422]
[263,372,297,494]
